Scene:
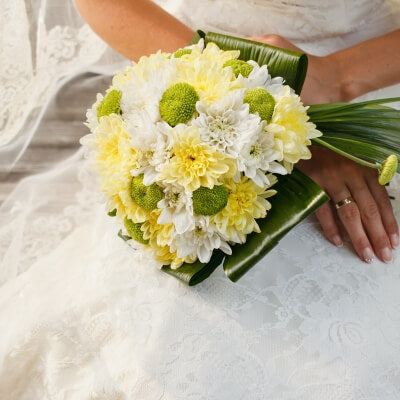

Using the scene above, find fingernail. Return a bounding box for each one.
[381,247,393,263]
[362,248,374,264]
[390,233,399,249]
[332,235,343,247]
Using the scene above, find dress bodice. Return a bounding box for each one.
[154,0,400,54]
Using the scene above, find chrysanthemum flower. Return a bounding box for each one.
[170,217,232,264]
[141,209,174,247]
[266,86,322,166]
[193,90,262,158]
[212,175,277,243]
[160,126,236,192]
[80,114,146,220]
[237,131,287,187]
[157,184,195,234]
[174,43,243,106]
[151,244,194,270]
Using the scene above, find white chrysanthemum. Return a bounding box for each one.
[130,120,174,185]
[242,61,285,94]
[157,184,195,234]
[193,90,262,158]
[85,93,103,132]
[120,80,164,126]
[237,131,287,187]
[170,217,231,264]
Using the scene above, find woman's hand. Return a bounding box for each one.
[248,34,399,263]
[297,148,398,263]
[247,34,342,104]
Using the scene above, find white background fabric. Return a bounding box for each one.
[0,0,400,398]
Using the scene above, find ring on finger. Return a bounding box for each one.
[335,196,355,210]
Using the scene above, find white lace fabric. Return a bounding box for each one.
[0,0,400,398]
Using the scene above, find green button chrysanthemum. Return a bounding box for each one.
[244,88,276,122]
[173,49,192,58]
[192,185,229,216]
[131,174,164,210]
[223,59,254,78]
[97,89,122,120]
[159,83,199,127]
[379,154,398,185]
[124,217,149,244]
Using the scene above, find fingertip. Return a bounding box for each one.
[380,247,393,264]
[390,233,399,249]
[361,247,374,264]
[331,234,343,247]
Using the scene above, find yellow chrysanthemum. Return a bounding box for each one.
[82,114,148,220]
[140,209,195,269]
[112,65,136,87]
[152,244,194,269]
[266,86,322,165]
[174,43,242,106]
[141,209,174,247]
[160,126,236,192]
[211,175,277,243]
[183,42,239,68]
[112,51,171,87]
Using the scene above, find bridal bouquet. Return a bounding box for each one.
[82,31,399,285]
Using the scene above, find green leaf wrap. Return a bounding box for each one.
[162,250,225,286]
[223,168,329,281]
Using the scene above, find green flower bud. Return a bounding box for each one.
[159,82,199,127]
[223,59,254,78]
[97,89,122,120]
[124,217,148,244]
[244,88,276,122]
[192,185,229,216]
[131,174,164,210]
[379,154,398,185]
[173,49,192,58]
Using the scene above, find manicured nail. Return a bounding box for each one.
[362,248,374,264]
[381,247,393,264]
[332,235,343,247]
[390,233,399,249]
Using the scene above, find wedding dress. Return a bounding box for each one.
[0,0,400,398]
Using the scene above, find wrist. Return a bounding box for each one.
[329,50,376,102]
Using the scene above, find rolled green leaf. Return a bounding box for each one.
[162,250,225,286]
[223,168,329,282]
[191,30,308,94]
[309,99,400,173]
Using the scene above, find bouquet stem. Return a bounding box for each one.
[312,137,380,169]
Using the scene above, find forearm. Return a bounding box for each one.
[74,0,194,61]
[331,29,400,101]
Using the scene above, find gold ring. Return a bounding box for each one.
[335,196,355,210]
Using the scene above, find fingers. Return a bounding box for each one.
[315,203,343,247]
[298,147,397,264]
[366,172,399,249]
[348,181,393,263]
[332,188,375,263]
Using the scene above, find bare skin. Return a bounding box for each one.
[75,0,399,263]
